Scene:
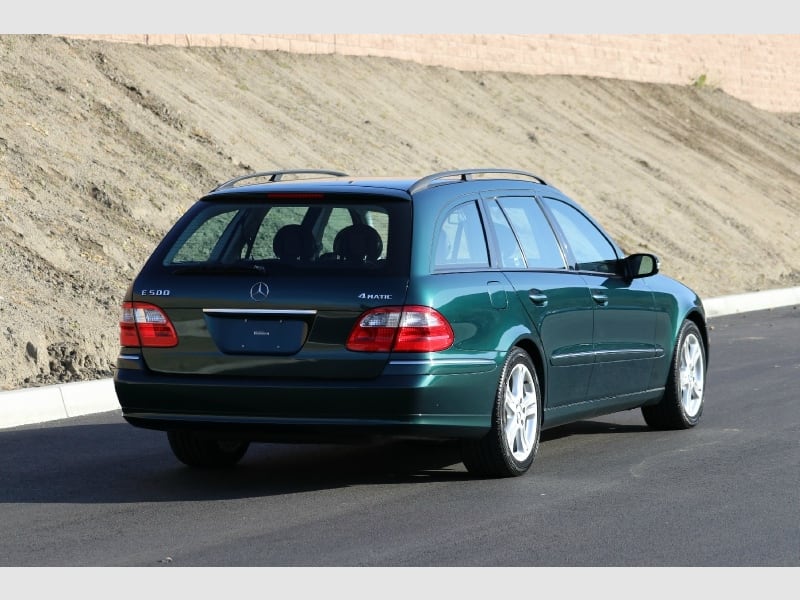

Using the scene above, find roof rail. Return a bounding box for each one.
[408,168,547,195]
[212,169,348,191]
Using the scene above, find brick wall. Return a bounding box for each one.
[64,34,800,113]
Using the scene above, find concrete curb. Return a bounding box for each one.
[2,286,799,430]
[1,378,117,430]
[702,286,800,318]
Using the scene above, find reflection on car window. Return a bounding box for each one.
[495,197,566,270]
[167,207,238,263]
[434,201,489,269]
[544,197,619,273]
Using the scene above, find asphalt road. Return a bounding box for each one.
[1,306,798,567]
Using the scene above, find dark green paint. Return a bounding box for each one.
[115,172,706,442]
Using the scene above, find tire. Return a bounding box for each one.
[167,430,250,468]
[642,320,707,430]
[461,347,541,478]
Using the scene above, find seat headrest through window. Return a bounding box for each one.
[273,224,317,261]
[333,224,383,262]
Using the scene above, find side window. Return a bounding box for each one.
[487,203,525,268]
[495,197,566,270]
[544,197,619,273]
[434,201,489,269]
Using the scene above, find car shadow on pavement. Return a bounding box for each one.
[1,414,652,504]
[0,421,472,504]
[541,419,650,442]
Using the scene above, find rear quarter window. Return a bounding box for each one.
[433,201,490,270]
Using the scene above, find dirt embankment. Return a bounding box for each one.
[1,35,799,390]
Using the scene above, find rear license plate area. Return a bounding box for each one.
[205,315,308,355]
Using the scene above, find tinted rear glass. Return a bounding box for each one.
[159,193,411,276]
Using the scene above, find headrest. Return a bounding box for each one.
[273,224,317,261]
[333,224,383,262]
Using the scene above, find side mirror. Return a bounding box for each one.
[625,253,660,279]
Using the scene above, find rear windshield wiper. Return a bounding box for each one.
[169,263,267,275]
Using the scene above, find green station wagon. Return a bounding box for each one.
[114,168,709,477]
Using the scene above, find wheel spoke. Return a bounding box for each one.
[521,389,537,413]
[519,422,534,454]
[516,427,527,455]
[681,368,691,390]
[681,342,690,367]
[509,368,525,401]
[504,416,521,451]
[687,341,701,370]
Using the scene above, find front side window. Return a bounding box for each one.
[543,197,619,273]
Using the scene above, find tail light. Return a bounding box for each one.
[346,306,454,352]
[120,302,178,348]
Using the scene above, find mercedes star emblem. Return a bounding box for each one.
[249,281,270,301]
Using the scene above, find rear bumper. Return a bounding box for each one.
[114,360,498,441]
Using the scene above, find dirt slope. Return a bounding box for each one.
[1,34,799,390]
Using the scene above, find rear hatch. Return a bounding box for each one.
[128,190,411,379]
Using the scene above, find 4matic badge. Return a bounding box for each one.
[358,292,393,300]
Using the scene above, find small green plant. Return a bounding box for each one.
[692,73,708,88]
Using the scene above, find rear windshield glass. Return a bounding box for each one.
[159,194,410,276]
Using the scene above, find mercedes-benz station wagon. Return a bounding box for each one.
[114,168,709,478]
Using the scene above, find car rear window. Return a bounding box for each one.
[159,194,411,276]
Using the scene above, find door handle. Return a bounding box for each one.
[528,290,548,306]
[591,292,609,306]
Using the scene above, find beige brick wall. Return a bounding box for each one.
[64,34,800,113]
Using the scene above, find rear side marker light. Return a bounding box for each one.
[120,302,178,348]
[346,305,454,353]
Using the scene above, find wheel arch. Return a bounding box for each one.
[511,336,546,404]
[684,309,710,366]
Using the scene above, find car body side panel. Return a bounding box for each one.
[500,271,595,409]
[645,273,708,392]
[581,273,660,399]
